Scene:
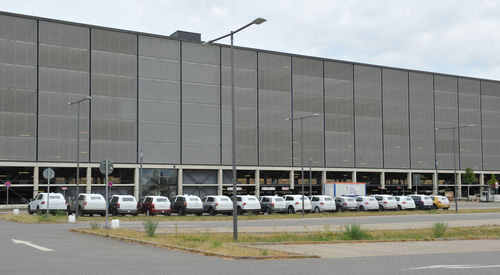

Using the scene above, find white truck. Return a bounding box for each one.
[324,182,366,197]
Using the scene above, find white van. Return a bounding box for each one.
[28,193,67,214]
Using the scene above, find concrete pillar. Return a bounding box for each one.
[380,172,385,190]
[480,173,485,194]
[217,168,223,195]
[433,172,438,195]
[457,172,462,198]
[177,168,183,195]
[322,171,327,195]
[290,170,294,190]
[352,171,357,182]
[407,172,412,190]
[33,166,39,198]
[133,167,139,200]
[86,167,91,193]
[255,169,260,197]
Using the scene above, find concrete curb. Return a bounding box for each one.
[70,229,319,260]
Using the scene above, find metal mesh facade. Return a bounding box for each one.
[1,12,500,173]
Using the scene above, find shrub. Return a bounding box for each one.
[143,220,159,237]
[90,222,101,230]
[342,223,370,240]
[55,210,67,216]
[432,222,448,238]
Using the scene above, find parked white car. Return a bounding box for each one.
[259,196,287,214]
[394,195,416,211]
[171,195,203,216]
[374,195,398,211]
[236,195,261,215]
[310,195,336,213]
[355,196,379,211]
[283,195,312,214]
[28,193,67,214]
[75,193,106,216]
[139,195,171,216]
[109,195,138,216]
[202,195,233,215]
[334,196,358,212]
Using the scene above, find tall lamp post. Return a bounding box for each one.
[435,124,475,213]
[286,113,319,216]
[204,17,266,241]
[68,95,92,219]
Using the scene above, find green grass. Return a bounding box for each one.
[143,220,159,237]
[342,223,371,240]
[3,207,500,224]
[432,222,449,238]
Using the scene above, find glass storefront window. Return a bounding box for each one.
[91,168,134,185]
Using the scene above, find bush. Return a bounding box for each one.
[143,220,159,237]
[432,222,448,238]
[37,212,51,222]
[90,222,101,230]
[342,223,370,240]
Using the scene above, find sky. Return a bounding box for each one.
[2,0,500,80]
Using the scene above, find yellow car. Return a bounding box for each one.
[430,195,450,210]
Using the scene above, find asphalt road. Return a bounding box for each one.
[1,219,500,275]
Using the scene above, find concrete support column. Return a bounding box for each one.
[86,167,92,193]
[255,170,260,197]
[433,172,438,195]
[290,170,294,190]
[133,167,139,200]
[380,172,385,190]
[177,168,183,195]
[480,173,485,194]
[217,168,223,195]
[33,166,39,198]
[407,172,412,190]
[322,170,327,195]
[352,171,357,183]
[457,172,462,198]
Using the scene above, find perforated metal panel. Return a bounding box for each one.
[458,78,481,170]
[181,42,220,165]
[91,29,137,163]
[481,81,500,170]
[258,53,292,166]
[221,48,257,166]
[38,21,90,162]
[382,69,409,168]
[354,65,382,168]
[409,72,435,169]
[324,61,354,168]
[0,15,37,161]
[138,36,180,164]
[292,57,324,167]
[434,75,458,170]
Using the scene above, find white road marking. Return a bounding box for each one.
[405,264,500,270]
[12,239,54,252]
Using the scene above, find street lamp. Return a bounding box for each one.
[435,124,475,213]
[204,17,266,241]
[286,113,319,216]
[68,95,92,219]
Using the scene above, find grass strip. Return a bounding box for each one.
[3,207,500,224]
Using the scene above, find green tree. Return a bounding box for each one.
[487,174,497,187]
[463,168,477,185]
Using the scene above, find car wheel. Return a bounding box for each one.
[27,205,32,215]
[338,206,344,212]
[397,205,402,211]
[265,207,272,215]
[444,207,449,210]
[359,206,365,211]
[287,206,295,214]
[146,209,151,216]
[314,207,320,213]
[36,206,41,215]
[379,205,384,211]
[237,207,243,215]
[433,205,438,210]
[179,208,185,216]
[209,207,216,216]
